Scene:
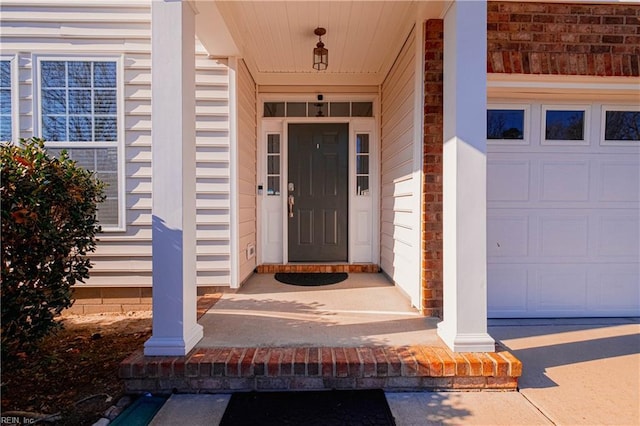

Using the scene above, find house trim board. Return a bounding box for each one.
[228,56,240,289]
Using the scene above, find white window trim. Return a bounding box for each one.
[32,54,126,232]
[541,104,591,147]
[487,103,531,146]
[0,54,19,142]
[601,104,640,147]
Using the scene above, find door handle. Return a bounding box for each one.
[288,195,295,218]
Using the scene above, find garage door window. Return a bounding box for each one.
[543,106,589,145]
[487,108,527,142]
[602,108,640,144]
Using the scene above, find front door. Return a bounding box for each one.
[288,123,348,261]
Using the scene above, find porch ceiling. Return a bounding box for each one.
[195,0,445,86]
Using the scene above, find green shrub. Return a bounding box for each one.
[1,138,105,354]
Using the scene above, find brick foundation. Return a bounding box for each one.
[256,264,380,273]
[120,344,521,393]
[66,287,153,314]
[66,287,225,315]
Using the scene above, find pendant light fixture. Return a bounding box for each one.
[313,27,328,71]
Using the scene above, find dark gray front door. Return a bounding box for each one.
[288,123,348,261]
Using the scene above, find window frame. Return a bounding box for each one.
[266,133,282,196]
[600,104,640,147]
[355,133,371,196]
[541,104,591,146]
[0,54,19,143]
[486,103,530,145]
[33,54,126,232]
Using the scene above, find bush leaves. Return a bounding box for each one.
[1,138,105,355]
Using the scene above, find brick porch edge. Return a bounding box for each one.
[120,344,521,393]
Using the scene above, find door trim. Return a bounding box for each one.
[257,95,379,266]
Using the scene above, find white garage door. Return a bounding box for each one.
[487,102,640,318]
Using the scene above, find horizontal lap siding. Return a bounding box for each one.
[380,27,420,305]
[1,1,233,287]
[236,60,257,284]
[195,52,232,286]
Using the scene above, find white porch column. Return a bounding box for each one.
[144,0,203,356]
[437,0,495,352]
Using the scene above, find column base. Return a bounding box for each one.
[437,321,495,352]
[144,323,204,356]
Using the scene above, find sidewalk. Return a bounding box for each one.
[147,318,639,425]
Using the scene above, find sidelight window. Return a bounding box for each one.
[356,134,370,196]
[266,134,281,195]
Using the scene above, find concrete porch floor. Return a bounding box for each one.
[120,272,521,393]
[198,273,441,348]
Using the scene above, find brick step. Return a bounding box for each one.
[120,345,521,393]
[256,264,380,273]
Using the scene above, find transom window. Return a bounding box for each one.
[264,101,373,118]
[37,58,122,230]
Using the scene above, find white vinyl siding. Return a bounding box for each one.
[0,2,151,285]
[1,1,234,288]
[236,59,257,284]
[195,51,232,287]
[380,27,421,307]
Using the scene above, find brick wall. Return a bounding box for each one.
[422,19,444,318]
[68,286,223,314]
[68,287,153,314]
[421,3,639,317]
[488,1,640,75]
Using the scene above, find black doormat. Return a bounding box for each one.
[220,390,396,426]
[275,272,348,286]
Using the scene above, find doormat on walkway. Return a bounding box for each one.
[220,389,396,426]
[275,272,348,286]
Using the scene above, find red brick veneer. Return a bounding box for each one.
[120,344,521,393]
[420,3,640,318]
[256,264,380,273]
[488,1,640,75]
[422,20,444,318]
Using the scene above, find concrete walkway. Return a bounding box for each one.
[148,317,639,425]
[489,317,640,425]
